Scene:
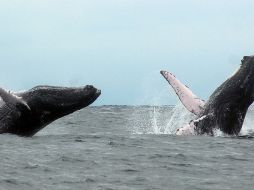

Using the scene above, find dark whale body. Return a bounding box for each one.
[161,56,254,136]
[196,56,254,135]
[0,85,101,136]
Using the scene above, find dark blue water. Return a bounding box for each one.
[1,106,254,190]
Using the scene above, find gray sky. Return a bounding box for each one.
[0,0,253,105]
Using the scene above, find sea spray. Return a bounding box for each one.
[164,103,194,134]
[151,107,160,134]
[130,104,194,135]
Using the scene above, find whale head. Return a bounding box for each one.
[239,55,254,71]
[13,85,101,136]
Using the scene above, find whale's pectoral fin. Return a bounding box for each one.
[160,70,205,115]
[0,88,30,111]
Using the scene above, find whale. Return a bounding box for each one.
[0,85,101,137]
[161,56,254,136]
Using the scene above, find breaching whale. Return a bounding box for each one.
[0,85,101,136]
[161,56,254,136]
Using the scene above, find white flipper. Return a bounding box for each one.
[0,88,30,110]
[160,70,205,115]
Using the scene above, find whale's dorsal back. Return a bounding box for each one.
[160,70,205,115]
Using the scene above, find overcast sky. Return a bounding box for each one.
[0,0,253,105]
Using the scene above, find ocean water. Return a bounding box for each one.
[1,105,254,190]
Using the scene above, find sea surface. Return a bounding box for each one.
[1,105,254,190]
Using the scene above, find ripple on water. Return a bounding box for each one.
[1,106,254,190]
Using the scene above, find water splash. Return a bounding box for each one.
[164,104,194,134]
[151,107,160,134]
[130,104,194,135]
